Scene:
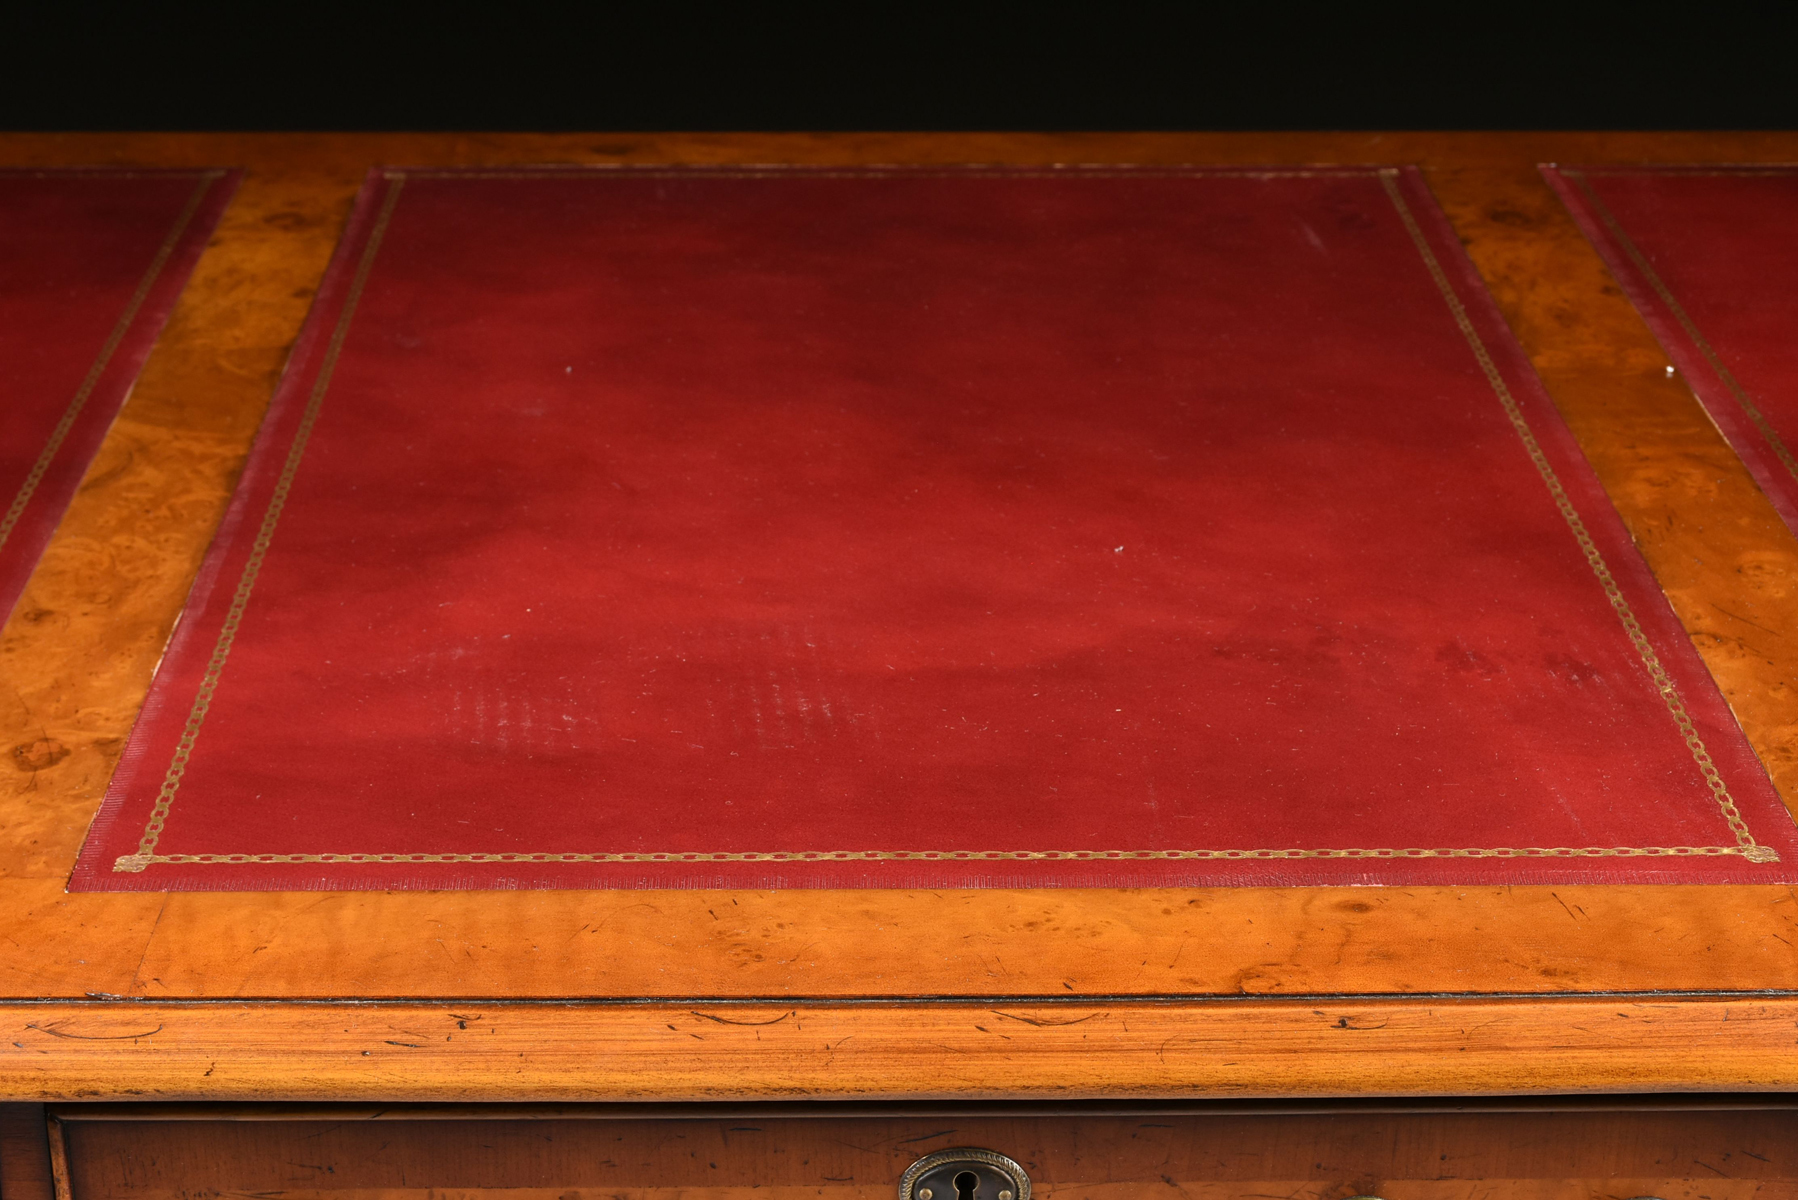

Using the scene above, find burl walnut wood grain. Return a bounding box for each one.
[2,134,1798,1100]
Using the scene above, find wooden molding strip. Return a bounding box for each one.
[5,997,1798,1102]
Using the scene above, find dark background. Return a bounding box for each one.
[6,7,1796,131]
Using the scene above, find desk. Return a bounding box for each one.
[3,132,1798,1198]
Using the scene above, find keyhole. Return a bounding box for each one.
[954,1172,980,1200]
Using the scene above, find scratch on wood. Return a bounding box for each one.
[991,1009,1104,1027]
[25,1021,164,1040]
[690,1010,794,1026]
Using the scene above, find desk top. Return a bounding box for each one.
[3,132,1798,1103]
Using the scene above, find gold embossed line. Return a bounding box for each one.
[402,167,1384,181]
[117,844,1753,869]
[1381,169,1775,864]
[0,172,222,555]
[115,176,407,872]
[1564,169,1798,490]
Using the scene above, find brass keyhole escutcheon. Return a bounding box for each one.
[899,1148,1030,1200]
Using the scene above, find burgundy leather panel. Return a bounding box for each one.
[0,170,237,623]
[71,166,1798,890]
[1547,166,1798,535]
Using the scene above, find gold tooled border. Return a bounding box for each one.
[1563,168,1798,491]
[111,167,1775,874]
[397,168,1378,180]
[0,172,222,555]
[1380,171,1767,861]
[125,845,1762,867]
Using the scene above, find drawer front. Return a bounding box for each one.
[42,1109,1798,1200]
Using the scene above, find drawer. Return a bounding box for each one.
[16,1101,1798,1200]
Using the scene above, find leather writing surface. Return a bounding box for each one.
[1547,166,1798,538]
[71,166,1798,889]
[0,170,234,624]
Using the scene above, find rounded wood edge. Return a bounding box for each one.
[5,997,1798,1102]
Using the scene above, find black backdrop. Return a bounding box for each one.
[6,6,1796,131]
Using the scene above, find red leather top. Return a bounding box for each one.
[1547,166,1798,536]
[0,170,235,624]
[72,166,1798,890]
